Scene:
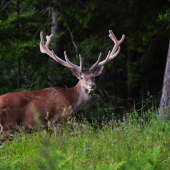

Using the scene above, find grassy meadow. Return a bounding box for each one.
[0,104,170,170]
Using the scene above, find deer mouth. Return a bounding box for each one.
[87,89,95,94]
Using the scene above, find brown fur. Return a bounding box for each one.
[0,72,94,138]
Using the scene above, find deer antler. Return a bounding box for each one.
[40,32,83,72]
[90,30,125,71]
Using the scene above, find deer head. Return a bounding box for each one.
[40,30,125,94]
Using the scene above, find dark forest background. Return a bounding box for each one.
[0,0,170,116]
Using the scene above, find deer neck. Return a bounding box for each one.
[69,81,93,113]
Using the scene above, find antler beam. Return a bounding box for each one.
[40,32,83,72]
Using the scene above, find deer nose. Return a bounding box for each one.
[89,83,96,89]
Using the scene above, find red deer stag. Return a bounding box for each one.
[0,30,125,139]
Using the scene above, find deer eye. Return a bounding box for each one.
[91,77,95,81]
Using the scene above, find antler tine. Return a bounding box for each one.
[40,32,65,62]
[90,30,125,70]
[104,50,111,62]
[40,32,54,59]
[109,30,125,56]
[40,32,82,72]
[109,30,125,44]
[64,51,81,72]
[45,35,53,48]
[89,52,102,71]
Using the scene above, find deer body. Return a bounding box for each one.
[0,30,125,138]
[0,79,93,135]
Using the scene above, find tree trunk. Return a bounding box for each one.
[46,7,63,86]
[51,8,63,56]
[159,38,170,121]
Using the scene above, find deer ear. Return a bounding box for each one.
[93,66,104,77]
[70,68,81,79]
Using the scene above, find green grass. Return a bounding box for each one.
[0,109,170,170]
